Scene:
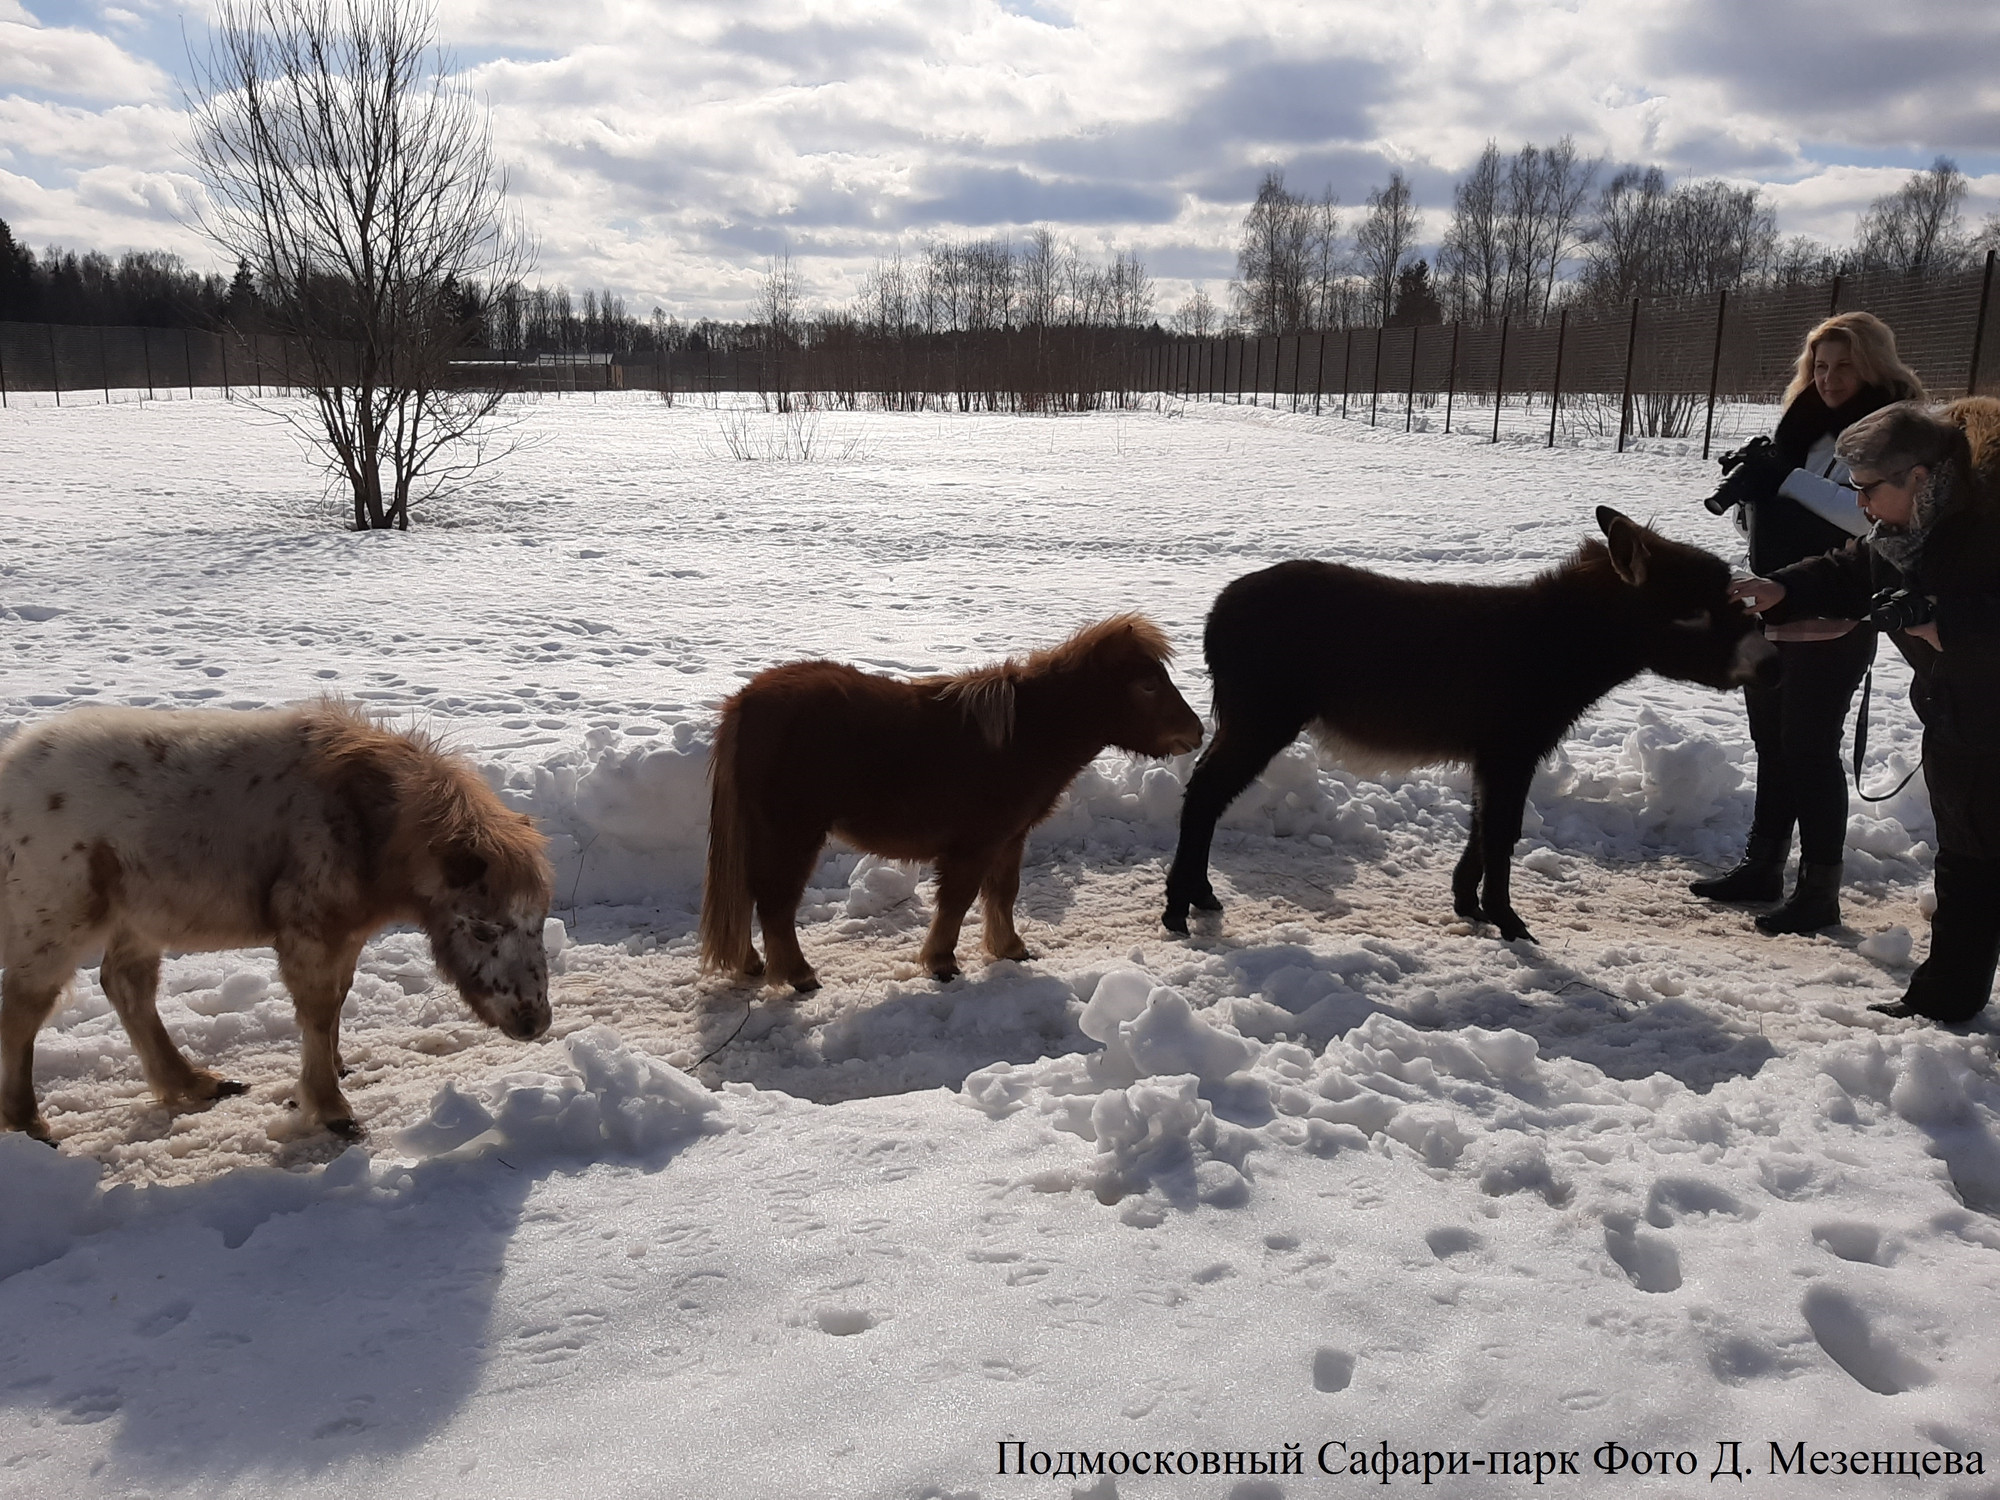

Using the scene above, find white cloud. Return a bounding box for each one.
[0,15,168,102]
[2,0,1995,316]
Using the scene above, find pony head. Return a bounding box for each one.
[1594,507,1778,691]
[401,760,556,1041]
[1053,613,1205,757]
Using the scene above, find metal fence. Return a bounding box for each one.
[5,253,1994,445]
[1148,252,1999,456]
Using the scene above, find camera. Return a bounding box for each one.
[1703,435,1786,516]
[1868,588,1935,632]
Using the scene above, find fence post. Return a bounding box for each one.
[220,332,231,399]
[1967,248,1996,396]
[141,328,155,401]
[1616,297,1640,453]
[1443,321,1460,434]
[1340,328,1354,418]
[1827,277,1842,317]
[98,324,110,404]
[48,323,61,407]
[0,328,8,408]
[1545,308,1568,447]
[1404,323,1421,432]
[1490,316,1509,442]
[1702,289,1728,459]
[1369,325,1384,426]
[1312,331,1327,415]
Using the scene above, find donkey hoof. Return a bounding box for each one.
[1190,888,1224,913]
[1494,916,1536,944]
[1161,903,1190,935]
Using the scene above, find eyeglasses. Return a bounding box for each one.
[1838,470,1911,501]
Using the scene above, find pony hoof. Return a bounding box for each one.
[1161,903,1190,935]
[790,976,821,995]
[214,1079,250,1099]
[325,1117,365,1141]
[927,961,962,983]
[742,954,767,979]
[1495,919,1536,944]
[1190,889,1224,913]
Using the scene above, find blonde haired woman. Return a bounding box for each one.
[1692,311,1926,933]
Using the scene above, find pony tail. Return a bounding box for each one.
[699,706,753,973]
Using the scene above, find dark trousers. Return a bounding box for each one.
[1743,628,1877,865]
[1906,736,2000,1021]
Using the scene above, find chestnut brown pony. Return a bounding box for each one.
[0,702,555,1141]
[702,614,1203,990]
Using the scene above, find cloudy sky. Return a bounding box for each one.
[3,0,1997,321]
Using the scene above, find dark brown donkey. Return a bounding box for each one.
[703,615,1203,990]
[1162,507,1778,943]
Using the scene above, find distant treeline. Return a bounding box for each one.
[1218,151,2000,339]
[8,151,1996,354]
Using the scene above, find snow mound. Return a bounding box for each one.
[396,1026,722,1162]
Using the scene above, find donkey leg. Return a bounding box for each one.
[2,965,69,1138]
[752,831,826,994]
[1452,784,1486,922]
[100,935,246,1107]
[921,854,990,981]
[278,933,366,1136]
[1163,708,1304,933]
[1474,759,1540,943]
[980,834,1031,962]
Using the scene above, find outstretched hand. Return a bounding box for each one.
[1729,577,1786,614]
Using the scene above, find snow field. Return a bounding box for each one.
[1,395,1996,1497]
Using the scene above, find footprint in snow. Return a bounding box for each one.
[1801,1285,1934,1394]
[1602,1212,1682,1293]
[1312,1347,1355,1393]
[1812,1221,1902,1266]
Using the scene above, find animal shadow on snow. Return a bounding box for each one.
[687,862,1093,1104]
[0,1132,703,1483]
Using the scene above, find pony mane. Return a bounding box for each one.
[1943,395,2000,502]
[932,613,1175,748]
[301,701,553,904]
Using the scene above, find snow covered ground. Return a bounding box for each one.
[1,394,1995,1498]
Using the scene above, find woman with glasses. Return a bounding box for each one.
[1734,400,2000,1023]
[1692,313,1926,934]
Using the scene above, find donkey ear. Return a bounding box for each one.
[1599,509,1649,586]
[439,845,489,889]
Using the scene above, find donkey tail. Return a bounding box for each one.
[698,704,754,974]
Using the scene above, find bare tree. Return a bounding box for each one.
[1855,157,1972,275]
[1581,169,1773,307]
[1354,170,1419,325]
[1171,286,1217,336]
[187,0,529,530]
[1439,141,1504,323]
[1533,137,1598,316]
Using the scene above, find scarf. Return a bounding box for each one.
[1869,454,1968,581]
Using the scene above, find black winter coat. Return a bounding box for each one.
[1768,504,2000,753]
[1743,385,1899,574]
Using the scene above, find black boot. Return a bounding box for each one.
[1756,861,1843,935]
[1690,833,1790,902]
[1869,855,2000,1022]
